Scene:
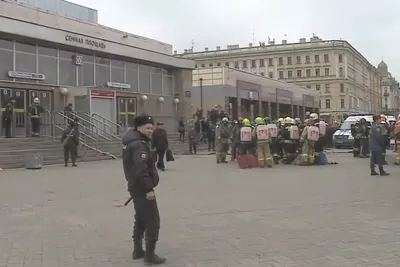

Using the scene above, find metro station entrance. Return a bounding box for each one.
[0,88,52,137]
[117,97,136,130]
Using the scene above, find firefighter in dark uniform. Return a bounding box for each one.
[122,114,166,265]
[3,102,13,138]
[28,97,44,136]
[351,121,362,157]
[60,121,79,167]
[359,118,370,158]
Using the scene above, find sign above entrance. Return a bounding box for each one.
[91,89,115,98]
[106,82,131,89]
[65,35,106,49]
[8,71,45,81]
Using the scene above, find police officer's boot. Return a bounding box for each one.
[370,168,378,176]
[379,167,390,176]
[144,240,166,265]
[132,237,145,260]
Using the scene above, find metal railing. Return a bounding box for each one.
[85,112,125,135]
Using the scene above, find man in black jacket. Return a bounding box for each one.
[151,122,168,171]
[60,121,79,167]
[122,114,166,265]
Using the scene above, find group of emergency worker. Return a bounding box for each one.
[213,113,329,167]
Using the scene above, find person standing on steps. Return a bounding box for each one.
[3,101,13,138]
[61,120,79,167]
[122,114,166,265]
[28,97,44,137]
[370,115,389,176]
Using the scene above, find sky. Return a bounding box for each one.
[70,0,400,77]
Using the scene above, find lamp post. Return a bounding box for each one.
[199,78,203,111]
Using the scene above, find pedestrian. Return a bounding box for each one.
[3,101,13,138]
[370,115,389,176]
[61,121,79,167]
[152,122,168,171]
[177,117,185,142]
[122,114,166,265]
[188,126,197,154]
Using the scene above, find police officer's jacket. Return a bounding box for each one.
[369,123,384,152]
[122,129,160,197]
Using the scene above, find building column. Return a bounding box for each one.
[291,102,294,117]
[173,69,192,122]
[268,101,271,118]
[258,96,262,116]
[302,106,306,120]
[296,105,300,119]
[277,102,280,118]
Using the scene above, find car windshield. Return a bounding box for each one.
[340,121,354,130]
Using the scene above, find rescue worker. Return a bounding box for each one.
[3,101,13,138]
[253,117,272,168]
[295,118,317,166]
[239,118,253,155]
[310,113,324,161]
[122,114,166,265]
[370,115,389,176]
[28,97,44,137]
[394,114,400,165]
[207,120,216,152]
[215,117,230,163]
[273,118,285,163]
[351,121,362,157]
[380,114,390,165]
[230,118,242,160]
[60,120,79,167]
[359,118,370,158]
[281,117,296,164]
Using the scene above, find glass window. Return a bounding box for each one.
[38,46,57,57]
[15,52,36,73]
[162,75,172,96]
[0,38,13,50]
[126,62,138,70]
[152,68,163,74]
[81,53,94,63]
[15,42,36,53]
[0,50,13,80]
[111,59,124,68]
[59,59,76,86]
[139,71,150,93]
[111,67,124,83]
[38,56,57,85]
[78,63,95,86]
[95,56,110,65]
[126,66,138,92]
[59,50,76,59]
[151,73,162,94]
[139,64,150,72]
[95,64,110,86]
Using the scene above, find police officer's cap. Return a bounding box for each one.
[134,114,154,128]
[372,115,381,121]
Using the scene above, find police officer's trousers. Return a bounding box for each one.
[360,138,370,157]
[256,141,272,167]
[64,146,77,164]
[353,138,361,157]
[132,197,160,242]
[4,118,11,138]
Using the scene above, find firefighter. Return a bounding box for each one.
[253,117,272,168]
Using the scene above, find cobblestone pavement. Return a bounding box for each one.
[1,154,400,267]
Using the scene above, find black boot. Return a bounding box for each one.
[132,238,145,260]
[370,169,379,176]
[379,167,390,176]
[144,240,166,265]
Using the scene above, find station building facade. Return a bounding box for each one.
[191,67,319,120]
[0,0,194,135]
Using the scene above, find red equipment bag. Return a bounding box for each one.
[237,153,249,169]
[247,154,259,168]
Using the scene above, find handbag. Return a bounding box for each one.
[166,149,175,162]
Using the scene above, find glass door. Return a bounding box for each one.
[0,89,27,137]
[117,97,136,131]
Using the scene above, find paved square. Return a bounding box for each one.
[1,153,400,267]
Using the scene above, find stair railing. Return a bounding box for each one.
[77,112,121,141]
[87,112,125,135]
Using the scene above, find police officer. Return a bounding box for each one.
[370,115,389,176]
[3,101,13,138]
[60,121,79,167]
[122,114,166,265]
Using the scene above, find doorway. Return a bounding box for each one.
[117,97,136,130]
[0,88,27,137]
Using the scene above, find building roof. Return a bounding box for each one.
[378,60,387,68]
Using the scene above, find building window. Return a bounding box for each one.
[296,56,301,64]
[324,54,329,62]
[225,62,230,67]
[138,65,151,93]
[194,64,197,68]
[15,52,36,74]
[15,42,36,54]
[325,99,331,109]
[209,63,213,67]
[125,62,139,91]
[287,57,292,65]
[296,69,302,77]
[315,55,320,63]
[279,71,284,79]
[0,49,13,80]
[110,59,125,83]
[201,64,205,68]
[242,60,247,68]
[251,60,256,68]
[269,72,273,78]
[288,70,292,78]
[151,68,163,94]
[340,83,345,93]
[324,67,329,76]
[316,84,320,91]
[234,61,239,68]
[0,38,13,50]
[340,98,345,108]
[38,55,57,85]
[306,69,311,77]
[325,84,330,93]
[260,72,265,76]
[278,57,283,65]
[268,58,273,66]
[162,75,173,96]
[306,85,311,89]
[338,54,343,63]
[59,57,77,86]
[259,59,265,67]
[305,55,310,63]
[339,67,344,76]
[315,68,320,76]
[217,62,221,67]
[95,56,110,87]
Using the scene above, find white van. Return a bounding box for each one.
[332,114,395,148]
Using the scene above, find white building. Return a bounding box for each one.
[377,61,400,116]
